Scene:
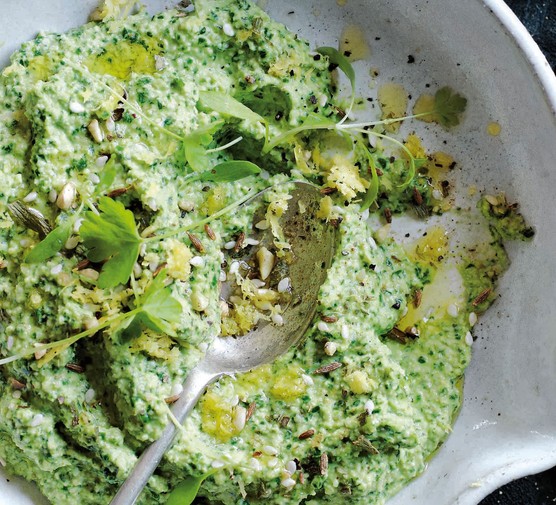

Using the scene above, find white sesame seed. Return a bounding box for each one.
[317,321,330,333]
[262,445,278,456]
[219,270,227,282]
[84,388,96,404]
[281,478,296,489]
[56,182,76,210]
[73,218,84,233]
[69,101,85,113]
[189,256,205,267]
[277,277,291,293]
[250,278,266,288]
[318,93,328,107]
[301,374,314,386]
[80,268,100,281]
[34,348,47,361]
[272,313,284,326]
[65,236,80,250]
[211,460,225,469]
[48,189,58,203]
[250,458,262,471]
[229,261,240,275]
[432,189,443,200]
[465,331,474,346]
[260,170,270,180]
[6,336,14,351]
[244,237,260,246]
[20,238,32,248]
[154,54,167,71]
[170,383,183,397]
[133,262,142,278]
[230,395,239,407]
[95,155,109,168]
[88,119,104,143]
[360,207,370,220]
[191,291,209,312]
[367,236,378,249]
[224,240,237,250]
[341,325,350,339]
[285,460,297,475]
[30,414,44,427]
[105,116,116,132]
[365,399,375,414]
[324,341,337,356]
[233,405,247,431]
[23,191,38,203]
[447,304,459,317]
[178,200,195,212]
[255,219,269,230]
[469,312,477,326]
[149,261,159,272]
[89,174,101,185]
[222,23,235,37]
[13,390,22,399]
[50,264,63,275]
[84,318,99,330]
[267,458,279,468]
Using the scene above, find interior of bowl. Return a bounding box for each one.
[1,1,555,504]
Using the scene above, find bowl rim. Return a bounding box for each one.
[485,0,556,115]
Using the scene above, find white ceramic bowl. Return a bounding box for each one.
[1,1,555,504]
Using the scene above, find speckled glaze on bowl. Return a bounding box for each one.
[1,1,555,504]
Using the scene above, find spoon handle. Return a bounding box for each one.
[109,366,218,505]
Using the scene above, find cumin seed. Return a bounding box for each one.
[75,259,91,271]
[65,363,85,373]
[233,232,245,253]
[353,435,379,454]
[187,232,205,253]
[320,187,336,195]
[472,288,492,306]
[320,453,328,475]
[298,429,315,440]
[204,224,216,240]
[164,394,180,404]
[321,315,338,323]
[245,402,256,422]
[107,187,130,198]
[413,289,422,308]
[279,416,290,428]
[313,362,342,374]
[8,378,26,390]
[383,207,392,224]
[413,187,424,206]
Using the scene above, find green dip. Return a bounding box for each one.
[0,1,532,504]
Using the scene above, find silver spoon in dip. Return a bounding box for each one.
[110,181,337,505]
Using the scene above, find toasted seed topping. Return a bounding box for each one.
[413,187,423,205]
[298,429,315,440]
[187,232,205,253]
[472,288,492,306]
[204,224,216,240]
[313,362,342,374]
[413,290,422,308]
[87,119,104,143]
[164,394,181,404]
[107,187,130,198]
[353,435,379,454]
[319,453,328,475]
[324,341,337,356]
[65,363,85,373]
[233,231,245,253]
[8,378,26,390]
[245,402,256,422]
[320,314,338,323]
[56,182,76,210]
[256,246,275,280]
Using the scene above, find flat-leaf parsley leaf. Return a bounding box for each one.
[80,196,142,289]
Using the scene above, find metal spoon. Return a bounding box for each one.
[110,181,337,505]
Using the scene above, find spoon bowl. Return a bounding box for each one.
[110,181,337,505]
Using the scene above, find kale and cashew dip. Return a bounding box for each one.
[0,1,534,504]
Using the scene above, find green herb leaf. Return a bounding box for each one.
[433,86,467,128]
[95,157,118,195]
[166,470,218,505]
[264,112,336,152]
[25,220,73,263]
[317,46,356,121]
[80,197,142,289]
[199,91,265,124]
[182,121,224,173]
[198,160,261,183]
[138,270,182,336]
